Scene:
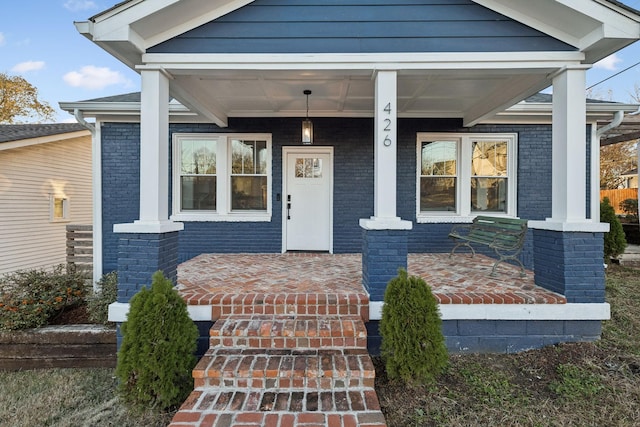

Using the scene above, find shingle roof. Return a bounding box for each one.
[0,123,88,144]
[78,92,142,103]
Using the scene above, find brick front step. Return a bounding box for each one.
[170,389,386,427]
[200,293,370,323]
[193,348,375,389]
[170,410,387,427]
[210,315,367,350]
[171,302,388,426]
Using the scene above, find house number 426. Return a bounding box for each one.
[382,102,393,147]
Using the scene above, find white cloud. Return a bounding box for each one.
[63,0,97,12]
[11,61,45,73]
[0,33,5,47]
[594,54,622,71]
[63,65,132,90]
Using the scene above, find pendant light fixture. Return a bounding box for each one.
[302,89,313,145]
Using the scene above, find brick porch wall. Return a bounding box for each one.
[533,230,606,303]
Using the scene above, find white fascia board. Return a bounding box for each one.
[109,301,610,323]
[59,101,200,119]
[87,0,254,50]
[474,0,640,50]
[144,0,255,49]
[143,52,585,71]
[109,302,214,322]
[494,102,640,123]
[368,301,610,321]
[0,131,90,151]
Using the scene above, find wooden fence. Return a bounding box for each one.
[66,225,93,273]
[600,188,638,215]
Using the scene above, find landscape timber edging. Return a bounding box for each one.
[0,324,117,370]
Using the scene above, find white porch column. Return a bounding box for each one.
[360,70,411,231]
[530,65,606,233]
[140,69,169,223]
[551,66,587,223]
[373,70,398,220]
[114,68,183,233]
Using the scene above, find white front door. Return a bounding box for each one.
[283,147,333,252]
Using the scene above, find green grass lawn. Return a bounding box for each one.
[375,264,640,426]
[0,264,639,427]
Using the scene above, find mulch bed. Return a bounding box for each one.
[48,304,93,325]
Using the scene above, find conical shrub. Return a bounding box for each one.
[380,268,448,385]
[601,197,626,260]
[116,271,198,411]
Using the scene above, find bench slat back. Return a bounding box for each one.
[467,216,527,247]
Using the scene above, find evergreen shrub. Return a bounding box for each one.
[601,197,627,260]
[619,198,638,222]
[380,268,448,385]
[116,271,198,411]
[87,271,118,325]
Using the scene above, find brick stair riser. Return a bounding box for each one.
[213,304,369,322]
[209,315,367,350]
[210,335,368,350]
[193,352,375,390]
[184,389,381,413]
[195,375,375,390]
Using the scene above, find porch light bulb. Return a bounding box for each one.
[302,89,313,145]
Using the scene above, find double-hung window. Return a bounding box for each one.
[172,133,272,222]
[416,133,517,222]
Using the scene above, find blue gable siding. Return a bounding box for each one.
[148,0,575,54]
[100,118,573,272]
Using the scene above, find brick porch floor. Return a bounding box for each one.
[177,252,566,309]
[170,253,565,427]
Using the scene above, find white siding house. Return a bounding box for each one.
[0,124,92,275]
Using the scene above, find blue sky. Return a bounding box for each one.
[3,0,640,122]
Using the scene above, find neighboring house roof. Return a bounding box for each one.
[0,123,87,144]
[621,168,638,176]
[0,124,90,151]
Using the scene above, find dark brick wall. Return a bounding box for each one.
[367,319,602,354]
[101,119,590,272]
[116,232,180,303]
[533,230,606,303]
[361,229,409,301]
[101,123,141,273]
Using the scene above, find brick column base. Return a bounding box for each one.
[533,229,605,303]
[361,229,409,301]
[116,231,180,303]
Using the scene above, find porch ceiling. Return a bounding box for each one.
[163,66,556,127]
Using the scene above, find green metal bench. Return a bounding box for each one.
[448,215,528,277]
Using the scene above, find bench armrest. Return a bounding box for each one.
[449,224,472,236]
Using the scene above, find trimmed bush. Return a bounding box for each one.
[619,198,638,223]
[87,271,118,325]
[380,268,448,385]
[0,265,89,331]
[601,197,627,260]
[116,271,198,411]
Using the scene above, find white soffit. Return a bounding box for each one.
[76,0,254,68]
[474,0,640,63]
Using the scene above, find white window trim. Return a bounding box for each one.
[416,132,517,223]
[171,133,272,222]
